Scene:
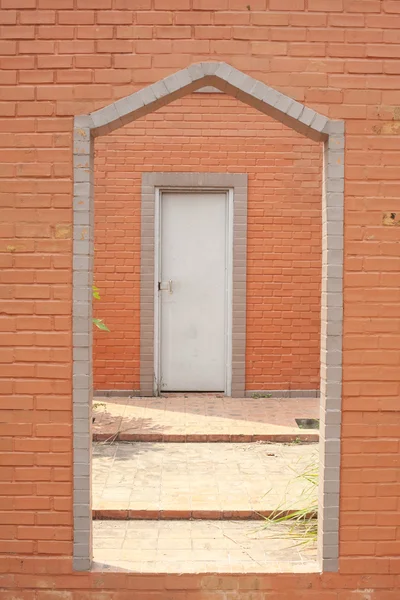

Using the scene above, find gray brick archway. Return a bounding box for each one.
[72,61,344,572]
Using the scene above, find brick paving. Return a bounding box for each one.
[92,395,319,442]
[92,394,319,572]
[93,520,318,573]
[92,441,318,518]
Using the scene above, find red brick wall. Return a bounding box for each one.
[1,0,400,597]
[93,97,322,391]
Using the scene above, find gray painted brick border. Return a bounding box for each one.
[140,172,247,398]
[72,61,344,573]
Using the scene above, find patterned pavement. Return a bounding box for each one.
[92,441,318,518]
[93,520,318,573]
[92,394,320,573]
[92,395,319,442]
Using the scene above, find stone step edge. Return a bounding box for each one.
[92,432,318,443]
[93,509,313,520]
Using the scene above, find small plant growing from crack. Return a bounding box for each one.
[261,454,319,546]
[92,285,110,332]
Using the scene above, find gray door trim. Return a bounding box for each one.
[140,173,247,398]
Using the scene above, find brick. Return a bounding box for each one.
[0,512,35,525]
[116,26,153,39]
[114,0,150,5]
[37,56,73,69]
[18,72,54,84]
[384,0,400,11]
[97,11,133,24]
[290,43,326,56]
[75,55,112,68]
[367,45,400,58]
[76,26,113,39]
[308,29,344,42]
[0,540,35,553]
[0,103,15,117]
[58,41,95,54]
[154,0,189,7]
[136,40,172,54]
[96,39,133,53]
[229,0,266,8]
[328,43,366,58]
[251,42,288,55]
[38,0,73,5]
[37,541,71,554]
[0,41,16,54]
[291,14,327,26]
[345,0,381,11]
[330,14,365,26]
[113,55,152,69]
[194,26,231,39]
[20,11,56,25]
[270,28,307,41]
[269,0,304,8]
[176,11,211,24]
[194,0,228,6]
[19,41,55,54]
[56,71,92,84]
[2,0,35,6]
[0,11,17,25]
[155,26,191,38]
[38,26,74,39]
[77,0,111,6]
[309,0,343,9]
[58,11,95,24]
[347,60,383,73]
[0,26,34,39]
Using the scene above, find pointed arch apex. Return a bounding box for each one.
[87,61,331,142]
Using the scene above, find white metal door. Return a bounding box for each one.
[157,191,229,392]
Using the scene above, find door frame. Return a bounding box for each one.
[154,187,234,396]
[140,172,248,399]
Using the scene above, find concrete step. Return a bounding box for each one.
[92,441,318,519]
[93,432,318,442]
[93,519,318,573]
[92,395,320,443]
[92,507,313,520]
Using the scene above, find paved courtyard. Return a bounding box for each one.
[93,520,318,573]
[92,394,319,573]
[93,395,319,442]
[93,441,318,518]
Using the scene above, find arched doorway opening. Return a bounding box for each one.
[72,61,344,572]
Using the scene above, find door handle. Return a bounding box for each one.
[158,280,173,294]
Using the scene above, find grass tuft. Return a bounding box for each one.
[262,454,318,546]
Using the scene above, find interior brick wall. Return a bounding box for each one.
[1,0,400,597]
[93,97,322,392]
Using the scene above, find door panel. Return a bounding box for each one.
[159,191,227,392]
